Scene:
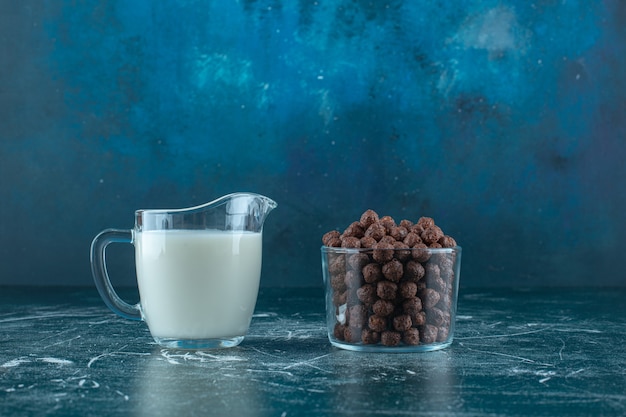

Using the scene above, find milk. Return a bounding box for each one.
[134,229,263,340]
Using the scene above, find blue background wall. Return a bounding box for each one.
[1,1,625,287]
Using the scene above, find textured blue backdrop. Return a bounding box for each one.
[1,1,625,287]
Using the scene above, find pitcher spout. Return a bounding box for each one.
[224,192,277,232]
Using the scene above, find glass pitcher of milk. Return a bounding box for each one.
[90,192,277,349]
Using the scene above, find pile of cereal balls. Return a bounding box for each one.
[322,209,459,347]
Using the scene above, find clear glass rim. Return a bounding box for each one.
[321,245,461,254]
[329,339,453,353]
[135,192,277,216]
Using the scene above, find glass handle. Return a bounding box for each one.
[90,229,142,320]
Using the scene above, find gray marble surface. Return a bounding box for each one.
[1,287,625,416]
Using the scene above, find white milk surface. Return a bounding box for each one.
[134,229,263,339]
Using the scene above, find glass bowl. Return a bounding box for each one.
[321,245,461,352]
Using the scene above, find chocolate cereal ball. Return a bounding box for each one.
[402,297,422,316]
[382,259,404,282]
[372,299,395,317]
[424,262,442,279]
[403,260,425,282]
[376,280,398,300]
[360,209,380,229]
[399,219,414,229]
[330,273,347,292]
[393,241,411,262]
[420,288,441,309]
[420,325,438,344]
[332,290,347,306]
[327,237,342,247]
[410,223,425,236]
[412,311,427,326]
[361,328,381,345]
[421,226,444,245]
[403,232,422,247]
[399,281,418,299]
[322,230,341,246]
[439,235,457,248]
[343,221,365,239]
[417,217,435,229]
[365,223,386,241]
[437,327,450,342]
[368,314,388,332]
[381,331,401,346]
[380,235,397,245]
[372,241,395,263]
[436,294,452,311]
[334,323,346,340]
[344,326,362,343]
[347,305,368,328]
[344,270,362,289]
[356,284,377,305]
[380,216,396,233]
[347,253,370,271]
[329,255,346,275]
[411,243,431,263]
[428,276,447,293]
[403,328,420,345]
[341,236,361,249]
[393,314,413,332]
[360,236,377,248]
[362,263,383,283]
[390,226,408,241]
[439,255,455,274]
[426,307,445,327]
